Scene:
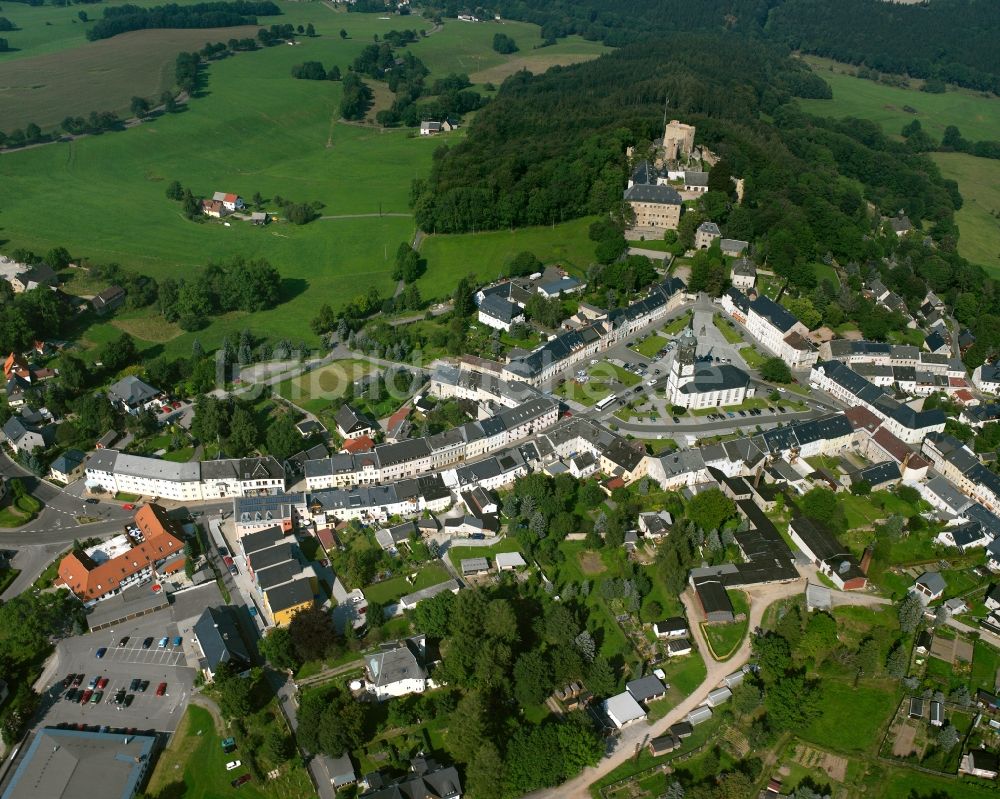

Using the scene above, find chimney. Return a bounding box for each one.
[860,545,874,576]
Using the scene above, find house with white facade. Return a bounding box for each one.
[365,637,428,701]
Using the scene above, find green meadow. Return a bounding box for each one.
[0,7,611,357]
[798,55,1000,143]
[931,152,1000,274]
[416,216,599,299]
[797,56,1000,275]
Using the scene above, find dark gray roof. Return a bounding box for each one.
[679,364,750,394]
[335,404,376,435]
[240,525,285,555]
[256,560,303,591]
[479,293,521,323]
[626,674,666,702]
[684,170,709,186]
[624,183,682,205]
[750,294,799,333]
[193,606,251,673]
[265,576,314,613]
[107,375,159,406]
[366,640,426,687]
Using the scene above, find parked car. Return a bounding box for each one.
[121,503,135,511]
[85,498,99,505]
[158,637,168,648]
[80,689,93,704]
[172,636,182,647]
[672,416,680,423]
[95,647,107,659]
[130,678,141,692]
[218,546,229,557]
[90,691,103,704]
[223,555,234,568]
[221,737,237,753]
[88,676,99,689]
[139,680,150,693]
[65,689,79,702]
[156,682,167,696]
[142,637,154,649]
[231,775,251,788]
[61,674,74,688]
[114,689,126,705]
[97,677,109,690]
[118,636,129,647]
[72,674,84,688]
[226,761,242,771]
[123,694,134,708]
[230,565,239,576]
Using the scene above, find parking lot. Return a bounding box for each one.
[36,605,199,734]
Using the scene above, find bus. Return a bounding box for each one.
[595,394,617,411]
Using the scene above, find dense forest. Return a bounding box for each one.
[411,34,831,233]
[420,0,1000,94]
[86,0,281,41]
[413,33,1000,367]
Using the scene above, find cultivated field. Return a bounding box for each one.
[931,152,1000,274]
[468,37,611,84]
[798,55,1000,143]
[0,25,260,130]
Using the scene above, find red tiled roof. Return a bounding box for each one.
[316,528,336,550]
[845,405,881,433]
[387,404,411,428]
[342,435,374,454]
[224,193,238,203]
[872,427,913,463]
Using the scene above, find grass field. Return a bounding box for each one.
[274,359,378,414]
[145,705,312,799]
[416,216,599,299]
[468,37,611,84]
[931,152,1000,273]
[0,9,613,353]
[800,679,899,755]
[363,561,451,605]
[798,55,1000,143]
[630,333,667,358]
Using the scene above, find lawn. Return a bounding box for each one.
[416,216,599,300]
[446,538,523,571]
[700,589,748,660]
[274,359,379,414]
[811,261,841,287]
[662,313,692,335]
[0,568,20,595]
[145,705,311,799]
[970,640,1000,692]
[713,315,744,344]
[931,152,1000,274]
[630,333,668,358]
[800,679,899,755]
[798,55,1000,143]
[363,561,451,605]
[739,347,768,368]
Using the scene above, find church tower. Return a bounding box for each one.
[666,326,698,404]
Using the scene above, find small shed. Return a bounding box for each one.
[496,551,527,571]
[930,700,944,727]
[686,705,713,726]
[667,638,693,657]
[706,686,733,707]
[909,697,925,719]
[670,721,694,739]
[648,735,679,756]
[461,557,489,577]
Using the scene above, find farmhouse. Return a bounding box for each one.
[91,285,126,315]
[212,191,244,212]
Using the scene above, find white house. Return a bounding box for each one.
[212,191,244,212]
[974,363,1000,395]
[365,638,428,701]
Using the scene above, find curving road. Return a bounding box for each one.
[527,573,891,798]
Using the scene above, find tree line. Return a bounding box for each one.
[85,0,281,41]
[473,0,1000,94]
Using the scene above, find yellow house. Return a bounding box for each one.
[265,577,315,627]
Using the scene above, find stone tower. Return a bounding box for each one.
[662,119,696,162]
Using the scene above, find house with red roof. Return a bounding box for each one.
[212,191,244,212]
